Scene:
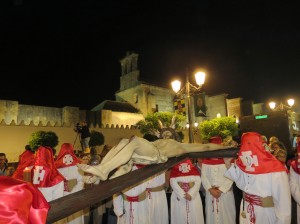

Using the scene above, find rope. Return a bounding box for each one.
[186,200,190,224]
[244,193,262,223]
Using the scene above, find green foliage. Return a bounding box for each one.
[136,112,185,135]
[199,117,239,141]
[89,130,105,147]
[29,130,59,151]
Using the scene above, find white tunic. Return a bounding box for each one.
[56,165,85,224]
[113,165,149,224]
[146,172,169,224]
[289,167,300,224]
[170,175,204,224]
[38,181,64,202]
[201,163,236,224]
[225,164,291,224]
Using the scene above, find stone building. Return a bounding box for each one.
[0,51,256,130]
[1,51,275,162]
[113,51,232,127]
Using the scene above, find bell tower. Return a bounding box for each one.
[119,51,140,91]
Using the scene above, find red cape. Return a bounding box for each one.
[0,176,50,224]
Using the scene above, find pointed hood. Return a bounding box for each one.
[55,143,81,168]
[12,150,36,180]
[236,132,287,174]
[202,136,225,165]
[32,146,65,188]
[170,159,200,178]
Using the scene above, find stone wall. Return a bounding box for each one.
[0,100,81,126]
[18,104,63,126]
[101,110,144,127]
[0,100,18,124]
[116,84,175,116]
[226,97,242,118]
[207,94,228,118]
[0,121,142,162]
[0,120,193,163]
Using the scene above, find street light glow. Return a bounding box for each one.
[287,99,295,107]
[195,72,205,86]
[171,80,181,93]
[269,102,276,110]
[269,98,295,111]
[171,70,206,143]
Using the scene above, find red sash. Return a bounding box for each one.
[202,158,225,165]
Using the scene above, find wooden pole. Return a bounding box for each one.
[47,148,239,223]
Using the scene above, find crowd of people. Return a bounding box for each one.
[1,124,300,223]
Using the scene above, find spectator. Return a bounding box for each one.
[270,141,288,167]
[261,135,272,152]
[268,136,279,152]
[25,144,34,152]
[77,121,91,153]
[0,152,15,176]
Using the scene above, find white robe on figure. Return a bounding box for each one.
[170,159,204,224]
[77,136,230,181]
[57,165,85,224]
[224,132,291,224]
[113,165,149,224]
[170,175,204,224]
[201,161,236,224]
[55,143,85,224]
[225,165,291,224]
[289,167,300,224]
[32,146,65,202]
[38,181,64,202]
[146,172,169,224]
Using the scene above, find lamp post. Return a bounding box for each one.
[171,70,205,143]
[269,98,295,112]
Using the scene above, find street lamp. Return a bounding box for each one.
[186,122,199,135]
[171,70,205,143]
[269,98,295,111]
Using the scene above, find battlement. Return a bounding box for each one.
[0,119,140,129]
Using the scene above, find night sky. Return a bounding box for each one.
[1,1,299,111]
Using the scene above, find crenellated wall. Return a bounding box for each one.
[0,100,18,124]
[0,100,81,126]
[0,120,143,162]
[0,119,193,163]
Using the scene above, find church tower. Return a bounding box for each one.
[119,51,140,90]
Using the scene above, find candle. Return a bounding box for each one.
[23,167,32,183]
